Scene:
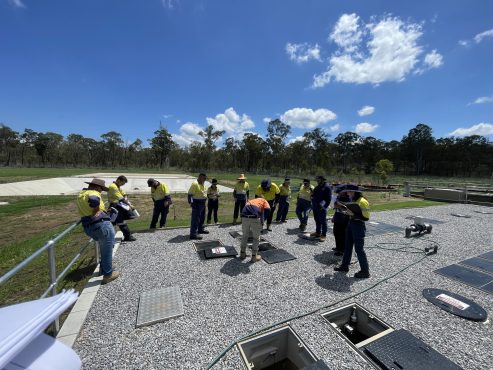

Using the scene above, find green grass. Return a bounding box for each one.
[0,196,73,219]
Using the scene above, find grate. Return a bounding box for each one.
[193,240,222,251]
[460,257,493,275]
[478,250,493,262]
[435,264,493,295]
[136,286,184,328]
[366,221,403,236]
[248,241,276,251]
[362,329,463,370]
[260,249,296,264]
[204,245,238,259]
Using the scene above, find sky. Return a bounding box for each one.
[1,0,493,147]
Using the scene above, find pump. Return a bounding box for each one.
[405,216,432,238]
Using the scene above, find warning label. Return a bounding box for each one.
[211,247,227,254]
[436,294,470,310]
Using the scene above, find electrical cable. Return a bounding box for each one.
[204,237,442,369]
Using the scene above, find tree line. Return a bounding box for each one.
[1,121,492,178]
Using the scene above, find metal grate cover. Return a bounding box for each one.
[362,329,463,370]
[260,249,297,264]
[460,257,493,275]
[204,245,238,259]
[366,221,403,236]
[478,250,493,262]
[136,286,184,328]
[435,264,493,295]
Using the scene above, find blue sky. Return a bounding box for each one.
[1,0,492,146]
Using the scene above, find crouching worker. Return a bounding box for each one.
[77,178,120,284]
[334,185,371,279]
[108,175,136,242]
[148,178,172,229]
[296,179,313,231]
[240,197,270,263]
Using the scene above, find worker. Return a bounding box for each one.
[233,174,249,224]
[275,177,291,223]
[107,175,136,242]
[188,173,209,240]
[334,184,371,278]
[254,179,280,231]
[207,178,220,224]
[331,184,350,256]
[76,178,119,284]
[240,197,271,263]
[147,178,172,229]
[310,175,332,242]
[296,179,314,231]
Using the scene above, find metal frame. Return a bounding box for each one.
[0,221,98,334]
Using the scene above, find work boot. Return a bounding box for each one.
[310,232,321,238]
[199,230,210,234]
[354,271,370,279]
[319,235,326,242]
[334,265,349,273]
[239,250,247,259]
[124,235,137,242]
[190,235,203,240]
[102,271,120,284]
[266,224,272,231]
[232,218,237,225]
[334,251,344,256]
[300,223,307,232]
[250,254,262,263]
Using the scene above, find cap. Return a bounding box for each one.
[199,173,207,178]
[284,177,291,182]
[315,175,326,181]
[84,178,109,191]
[261,179,272,188]
[147,178,155,187]
[211,178,218,184]
[303,178,310,183]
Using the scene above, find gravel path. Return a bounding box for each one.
[73,204,493,369]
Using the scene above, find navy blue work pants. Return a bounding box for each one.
[275,196,289,222]
[313,206,328,236]
[150,199,169,228]
[207,199,219,223]
[190,201,206,236]
[341,221,369,272]
[295,199,312,225]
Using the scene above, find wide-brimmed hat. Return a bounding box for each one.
[84,178,108,191]
[315,175,326,181]
[339,184,363,193]
[237,174,246,180]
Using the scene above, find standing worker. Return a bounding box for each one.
[108,175,136,242]
[296,179,314,231]
[331,185,350,256]
[310,175,332,242]
[275,177,291,223]
[233,174,249,224]
[240,197,271,263]
[76,178,119,284]
[148,178,172,229]
[207,178,220,224]
[188,173,209,240]
[334,185,371,278]
[255,179,280,231]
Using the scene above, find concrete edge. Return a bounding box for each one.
[56,231,124,347]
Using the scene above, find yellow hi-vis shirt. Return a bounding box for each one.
[77,189,105,217]
[298,184,314,201]
[207,185,220,200]
[107,182,126,204]
[188,180,207,200]
[151,182,171,201]
[233,182,249,195]
[350,196,371,221]
[255,183,280,201]
[279,184,291,197]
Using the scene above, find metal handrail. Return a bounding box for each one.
[0,220,99,334]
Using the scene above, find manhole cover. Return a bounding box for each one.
[204,246,238,259]
[260,249,296,264]
[136,286,184,328]
[423,288,487,321]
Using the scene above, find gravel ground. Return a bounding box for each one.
[73,204,493,370]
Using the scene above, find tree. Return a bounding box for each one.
[101,131,124,167]
[19,129,37,166]
[149,128,176,168]
[334,132,361,172]
[303,128,334,171]
[266,119,291,169]
[375,159,394,185]
[0,124,19,166]
[241,133,265,172]
[401,123,435,175]
[198,125,225,169]
[34,132,63,165]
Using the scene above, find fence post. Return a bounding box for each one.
[95,241,100,265]
[47,240,60,333]
[403,182,410,197]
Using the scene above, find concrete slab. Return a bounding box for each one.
[0,173,232,196]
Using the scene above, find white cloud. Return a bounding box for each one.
[286,42,321,63]
[288,136,305,144]
[355,122,379,134]
[470,96,493,105]
[357,105,375,116]
[206,107,255,140]
[263,117,272,124]
[458,40,470,47]
[280,108,337,129]
[172,122,203,147]
[448,123,493,137]
[474,29,493,43]
[423,49,443,69]
[329,13,362,53]
[161,0,178,9]
[8,0,25,8]
[329,123,340,132]
[312,14,442,87]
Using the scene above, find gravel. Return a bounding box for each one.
[73,203,493,369]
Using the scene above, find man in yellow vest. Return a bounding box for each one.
[296,179,314,231]
[188,173,209,240]
[233,174,249,224]
[108,175,136,242]
[147,178,172,229]
[254,179,280,231]
[76,178,119,284]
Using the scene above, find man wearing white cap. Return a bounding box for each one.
[233,174,250,224]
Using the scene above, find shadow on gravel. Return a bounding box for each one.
[286,228,301,235]
[167,234,191,243]
[220,258,251,276]
[313,251,341,266]
[315,274,354,293]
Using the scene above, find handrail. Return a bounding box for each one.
[0,220,99,334]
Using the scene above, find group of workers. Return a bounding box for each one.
[76,173,371,284]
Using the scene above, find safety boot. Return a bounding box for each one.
[102,271,120,284]
[354,271,370,279]
[310,232,321,238]
[250,254,262,263]
[319,235,326,242]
